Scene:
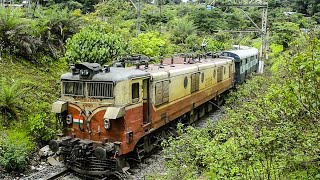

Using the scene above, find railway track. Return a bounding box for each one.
[22,167,77,180]
[45,168,70,180]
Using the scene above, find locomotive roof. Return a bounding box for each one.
[145,57,233,81]
[222,47,258,61]
[61,57,233,82]
[61,67,150,82]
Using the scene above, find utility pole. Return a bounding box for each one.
[129,0,141,36]
[137,0,141,36]
[159,0,162,34]
[259,6,268,73]
[210,1,268,74]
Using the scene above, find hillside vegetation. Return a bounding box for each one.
[0,0,319,178]
[152,38,320,179]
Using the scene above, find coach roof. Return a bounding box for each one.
[222,47,258,61]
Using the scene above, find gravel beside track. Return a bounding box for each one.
[22,167,70,180]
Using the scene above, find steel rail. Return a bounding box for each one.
[45,168,70,180]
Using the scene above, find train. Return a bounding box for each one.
[49,46,259,178]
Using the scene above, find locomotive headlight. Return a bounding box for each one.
[66,114,73,125]
[80,69,89,76]
[104,118,111,129]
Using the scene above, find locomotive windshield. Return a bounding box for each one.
[62,81,114,99]
[63,81,83,96]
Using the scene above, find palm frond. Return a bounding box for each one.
[0,78,24,121]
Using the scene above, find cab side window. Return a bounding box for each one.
[132,83,139,102]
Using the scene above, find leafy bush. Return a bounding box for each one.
[0,78,24,126]
[271,22,300,48]
[0,128,35,171]
[0,6,83,62]
[65,25,127,64]
[33,6,83,60]
[130,31,173,57]
[28,112,57,142]
[0,7,37,60]
[157,39,320,179]
[94,0,134,24]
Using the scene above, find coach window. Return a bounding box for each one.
[132,83,140,103]
[224,67,226,75]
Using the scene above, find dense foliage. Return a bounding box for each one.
[0,0,320,176]
[130,32,172,57]
[0,128,35,171]
[65,25,127,64]
[150,36,320,179]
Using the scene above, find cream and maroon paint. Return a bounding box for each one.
[55,58,235,157]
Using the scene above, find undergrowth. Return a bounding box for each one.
[149,39,320,180]
[0,57,67,171]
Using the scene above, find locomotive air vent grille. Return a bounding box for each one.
[87,82,114,98]
[63,81,84,96]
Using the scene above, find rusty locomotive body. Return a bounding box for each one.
[49,47,259,177]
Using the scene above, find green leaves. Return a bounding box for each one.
[157,39,320,179]
[271,22,300,48]
[170,17,196,44]
[27,112,57,142]
[0,78,24,126]
[0,7,36,60]
[65,25,127,64]
[0,128,35,171]
[130,31,172,57]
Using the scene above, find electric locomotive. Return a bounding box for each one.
[49,46,258,177]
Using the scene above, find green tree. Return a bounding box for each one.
[49,0,99,13]
[293,0,316,16]
[0,8,36,61]
[65,25,127,64]
[33,6,83,60]
[170,17,196,44]
[191,8,225,33]
[142,4,175,26]
[94,0,134,24]
[272,22,300,48]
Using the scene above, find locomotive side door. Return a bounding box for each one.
[131,77,151,124]
[142,78,151,124]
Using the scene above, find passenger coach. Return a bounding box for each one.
[222,46,259,84]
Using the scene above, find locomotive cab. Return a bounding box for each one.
[50,62,150,176]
